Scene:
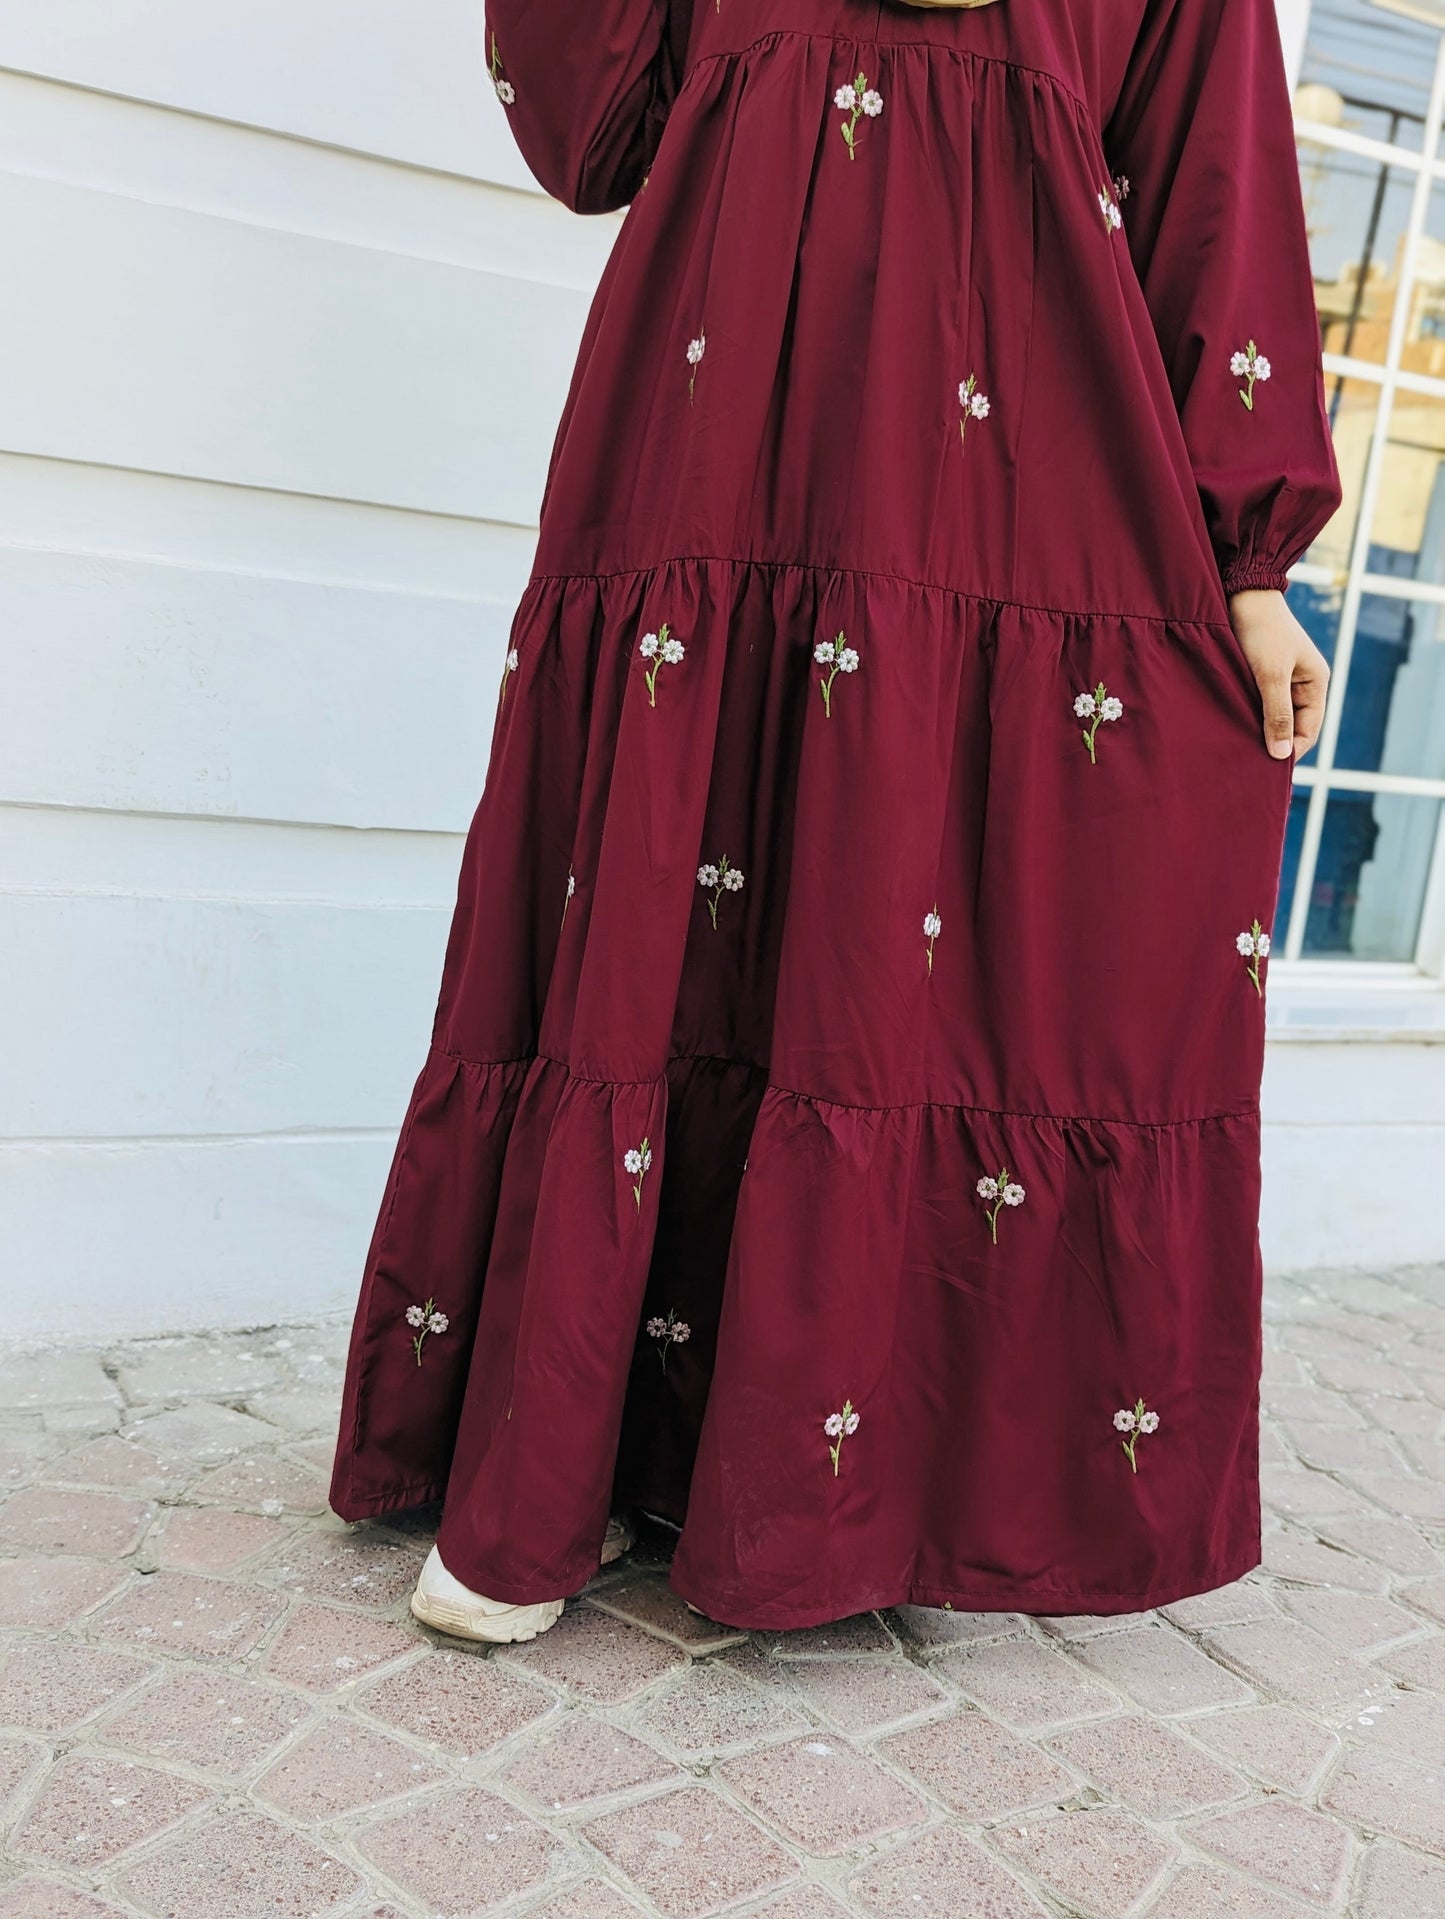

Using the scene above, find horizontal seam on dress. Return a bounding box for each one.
[522,553,1234,632]
[434,1046,1258,1131]
[685,29,1096,128]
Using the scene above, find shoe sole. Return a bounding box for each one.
[409,1587,564,1644]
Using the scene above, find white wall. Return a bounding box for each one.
[0,5,1439,1346]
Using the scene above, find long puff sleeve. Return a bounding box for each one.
[1105,0,1342,595]
[484,0,692,215]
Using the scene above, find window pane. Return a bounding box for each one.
[1335,588,1445,777]
[1296,0,1437,152]
[1276,790,1311,940]
[1307,376,1379,573]
[1368,387,1445,571]
[1301,790,1442,958]
[1401,181,1445,378]
[1300,139,1410,363]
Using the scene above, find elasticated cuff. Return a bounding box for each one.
[1220,561,1292,596]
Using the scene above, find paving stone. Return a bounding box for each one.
[0,1879,131,1918]
[1402,1438,1445,1478]
[850,1823,1048,1918]
[1261,1532,1390,1593]
[502,1605,689,1704]
[989,1807,1175,1919]
[262,1602,422,1693]
[1352,1843,1445,1917]
[1145,1863,1318,1918]
[0,1430,58,1490]
[528,1885,646,1919]
[1281,1589,1425,1653]
[581,1785,799,1916]
[1261,1468,1375,1521]
[288,1438,342,1474]
[1364,1396,1445,1442]
[1323,1748,1445,1858]
[640,1660,809,1757]
[1159,1581,1277,1631]
[1400,1576,1445,1626]
[879,1711,1076,1823]
[0,1638,153,1733]
[1345,1473,1445,1526]
[126,1401,281,1462]
[240,1389,340,1435]
[892,1606,1029,1648]
[589,1578,747,1651]
[780,1653,951,1734]
[0,1734,48,1813]
[357,1641,551,1755]
[9,1752,211,1870]
[43,1403,122,1438]
[42,1436,191,1496]
[1311,1353,1420,1396]
[0,1351,120,1411]
[99,1666,312,1774]
[1280,1424,1406,1473]
[112,1337,282,1403]
[91,1569,285,1661]
[188,1453,330,1515]
[1348,1689,1445,1775]
[1261,1385,1367,1428]
[253,1525,422,1608]
[720,1736,927,1856]
[356,1784,559,1912]
[765,1614,897,1657]
[937,1637,1118,1731]
[153,1505,289,1573]
[0,1555,130,1629]
[1201,1619,1390,1712]
[1191,1704,1341,1794]
[1189,1798,1352,1908]
[1318,1515,1441,1576]
[748,1891,854,1919]
[1377,1633,1445,1691]
[0,1486,154,1559]
[1070,1625,1252,1716]
[1046,1714,1246,1818]
[115,1807,362,1916]
[505,1714,681,1809]
[254,1715,447,1821]
[1035,1610,1155,1642]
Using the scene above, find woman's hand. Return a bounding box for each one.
[1229,588,1331,761]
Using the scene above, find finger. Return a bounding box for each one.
[1257,669,1295,759]
[1291,667,1329,757]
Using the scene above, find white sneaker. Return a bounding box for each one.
[410,1514,636,1645]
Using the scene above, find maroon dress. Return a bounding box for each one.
[330,0,1341,1626]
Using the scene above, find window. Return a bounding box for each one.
[1284,0,1445,972]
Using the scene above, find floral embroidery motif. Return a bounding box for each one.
[923,906,942,974]
[623,1138,654,1209]
[814,632,860,716]
[1098,186,1123,232]
[1236,919,1271,996]
[488,34,515,105]
[405,1297,449,1367]
[977,1168,1025,1244]
[687,329,706,403]
[958,375,991,448]
[835,74,883,159]
[1114,1399,1161,1473]
[1231,341,1272,411]
[1113,173,1131,204]
[825,1400,861,1475]
[1074,683,1124,762]
[646,1309,692,1371]
[638,622,685,705]
[562,865,576,927]
[698,855,746,928]
[499,646,519,707]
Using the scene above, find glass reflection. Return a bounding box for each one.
[1301,791,1441,957]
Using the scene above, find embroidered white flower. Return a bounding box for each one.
[687,329,706,402]
[1098,188,1122,231]
[499,646,520,707]
[495,77,515,104]
[1232,340,1271,411]
[638,622,685,704]
[816,630,861,716]
[624,1138,654,1209]
[837,72,881,159]
[1237,918,1271,996]
[646,1309,691,1372]
[979,1165,1025,1243]
[958,374,990,448]
[699,853,745,927]
[1114,173,1131,202]
[1076,681,1124,762]
[1116,1398,1161,1473]
[923,906,942,975]
[824,1400,861,1474]
[406,1296,449,1367]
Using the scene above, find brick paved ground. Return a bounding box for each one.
[2,1265,1444,1918]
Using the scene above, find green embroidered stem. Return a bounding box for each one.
[840,71,867,158]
